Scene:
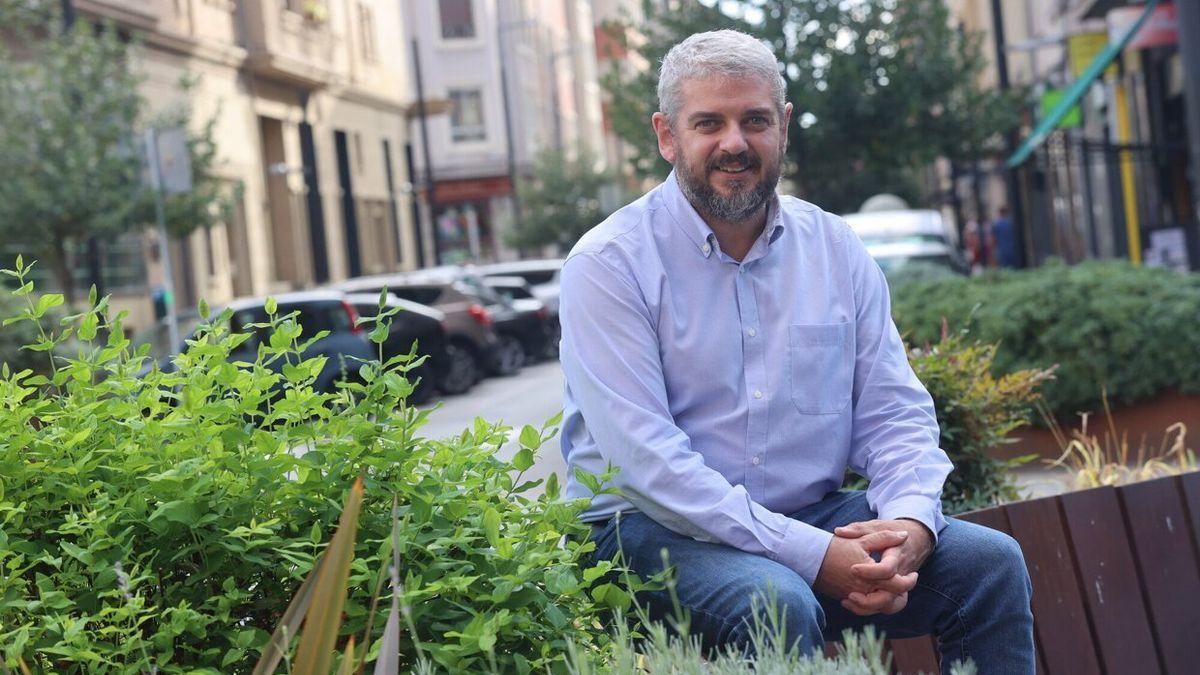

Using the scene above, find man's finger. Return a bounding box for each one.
[850,546,903,580]
[849,540,902,578]
[865,571,918,596]
[843,588,907,615]
[857,529,908,552]
[834,520,883,538]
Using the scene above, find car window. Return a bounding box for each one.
[518,270,557,285]
[491,284,533,299]
[278,301,351,338]
[391,286,443,305]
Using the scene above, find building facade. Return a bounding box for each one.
[403,0,605,264]
[45,0,419,330]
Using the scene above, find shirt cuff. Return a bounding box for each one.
[877,495,948,544]
[771,518,835,586]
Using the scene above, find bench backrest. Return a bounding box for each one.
[884,471,1200,674]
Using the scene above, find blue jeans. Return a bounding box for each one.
[588,491,1034,674]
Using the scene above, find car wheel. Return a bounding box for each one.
[438,343,477,396]
[493,335,524,376]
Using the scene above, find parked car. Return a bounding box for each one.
[133,290,374,396]
[843,209,967,275]
[331,267,520,383]
[483,275,559,360]
[474,258,564,314]
[865,240,966,279]
[344,292,452,403]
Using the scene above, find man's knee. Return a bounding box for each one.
[722,580,826,656]
[941,521,1032,602]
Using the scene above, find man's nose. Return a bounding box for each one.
[717,126,749,155]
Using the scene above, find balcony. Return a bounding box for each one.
[76,0,160,30]
[239,1,338,89]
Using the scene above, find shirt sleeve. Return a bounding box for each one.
[560,251,834,584]
[842,227,954,541]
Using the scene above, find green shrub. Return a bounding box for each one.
[891,260,1200,417]
[0,260,613,673]
[907,333,1053,513]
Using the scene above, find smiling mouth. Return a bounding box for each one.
[714,165,752,174]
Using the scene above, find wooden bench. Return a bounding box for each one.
[878,471,1200,674]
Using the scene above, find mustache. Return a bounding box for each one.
[707,152,761,172]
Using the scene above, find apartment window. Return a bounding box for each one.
[357,3,377,62]
[439,0,475,39]
[448,89,486,142]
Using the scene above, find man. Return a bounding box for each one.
[558,30,1034,672]
[990,205,1019,269]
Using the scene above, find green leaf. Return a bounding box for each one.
[573,467,601,495]
[198,298,210,319]
[518,424,541,451]
[544,472,560,500]
[78,313,98,341]
[150,500,200,526]
[264,296,277,315]
[482,507,501,549]
[512,447,535,472]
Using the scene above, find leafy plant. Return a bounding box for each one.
[1043,394,1197,490]
[904,328,1054,513]
[890,260,1200,418]
[0,260,613,673]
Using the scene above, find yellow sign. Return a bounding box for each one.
[1069,32,1119,80]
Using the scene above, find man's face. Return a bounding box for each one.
[653,75,792,225]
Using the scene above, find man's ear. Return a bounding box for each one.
[651,112,676,164]
[781,102,794,150]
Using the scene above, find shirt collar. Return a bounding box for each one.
[661,169,786,260]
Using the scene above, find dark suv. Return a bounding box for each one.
[332,267,519,384]
[134,290,374,396]
[345,292,463,401]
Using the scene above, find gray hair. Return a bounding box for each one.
[657,30,786,125]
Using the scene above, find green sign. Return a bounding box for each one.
[1041,89,1082,129]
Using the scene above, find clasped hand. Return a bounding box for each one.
[813,519,933,616]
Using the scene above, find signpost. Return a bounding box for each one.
[144,127,193,356]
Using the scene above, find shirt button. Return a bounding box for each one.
[753,389,763,399]
[702,243,711,254]
[747,327,757,337]
[752,455,761,466]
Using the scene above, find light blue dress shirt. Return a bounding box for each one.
[558,171,954,585]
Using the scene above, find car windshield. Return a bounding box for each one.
[874,254,954,273]
[390,286,443,305]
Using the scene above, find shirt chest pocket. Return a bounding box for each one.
[787,323,854,414]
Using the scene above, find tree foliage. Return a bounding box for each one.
[510,148,614,251]
[603,0,1022,214]
[0,8,226,303]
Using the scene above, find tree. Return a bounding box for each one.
[0,7,226,303]
[603,0,1022,215]
[509,148,614,251]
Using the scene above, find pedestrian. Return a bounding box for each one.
[558,30,1033,673]
[990,205,1019,269]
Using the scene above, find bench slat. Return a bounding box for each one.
[956,506,1049,674]
[1118,475,1200,675]
[1060,485,1162,674]
[1004,496,1102,674]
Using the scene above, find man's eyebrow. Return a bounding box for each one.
[743,107,775,119]
[685,111,722,125]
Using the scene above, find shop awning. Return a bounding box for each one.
[1006,0,1159,168]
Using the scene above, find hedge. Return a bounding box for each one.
[890,260,1200,418]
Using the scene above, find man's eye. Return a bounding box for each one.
[696,119,720,130]
[745,116,769,127]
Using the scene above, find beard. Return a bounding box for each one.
[675,145,782,224]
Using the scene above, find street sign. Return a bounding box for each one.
[151,127,193,195]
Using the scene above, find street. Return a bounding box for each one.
[419,359,568,489]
